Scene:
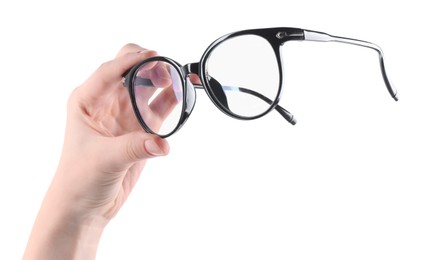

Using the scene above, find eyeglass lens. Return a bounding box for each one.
[205,34,280,117]
[133,60,184,136]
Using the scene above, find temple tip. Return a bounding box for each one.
[393,92,399,101]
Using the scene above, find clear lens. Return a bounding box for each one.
[132,60,184,136]
[206,35,280,118]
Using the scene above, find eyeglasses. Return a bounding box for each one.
[123,27,398,138]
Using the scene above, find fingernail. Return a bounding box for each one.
[145,139,164,156]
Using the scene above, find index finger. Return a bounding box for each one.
[96,50,157,86]
[115,43,147,58]
[81,44,157,95]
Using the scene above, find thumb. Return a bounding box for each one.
[112,131,170,165]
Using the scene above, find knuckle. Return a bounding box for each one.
[117,43,145,57]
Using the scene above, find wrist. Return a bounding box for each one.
[23,180,108,260]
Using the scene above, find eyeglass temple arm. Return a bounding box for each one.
[216,85,297,125]
[302,30,398,101]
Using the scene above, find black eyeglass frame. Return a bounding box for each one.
[124,27,398,138]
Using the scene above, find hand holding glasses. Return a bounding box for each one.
[123,27,399,138]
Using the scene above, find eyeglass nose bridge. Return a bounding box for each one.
[182,62,199,75]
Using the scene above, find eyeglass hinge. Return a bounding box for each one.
[276,28,305,43]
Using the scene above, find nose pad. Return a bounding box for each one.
[185,78,196,115]
[208,76,229,110]
[177,76,197,130]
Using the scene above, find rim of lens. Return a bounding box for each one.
[200,34,281,120]
[129,57,185,138]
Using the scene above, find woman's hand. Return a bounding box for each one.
[23,44,170,260]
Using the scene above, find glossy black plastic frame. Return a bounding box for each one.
[124,27,398,137]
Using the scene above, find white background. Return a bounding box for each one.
[1,1,422,259]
